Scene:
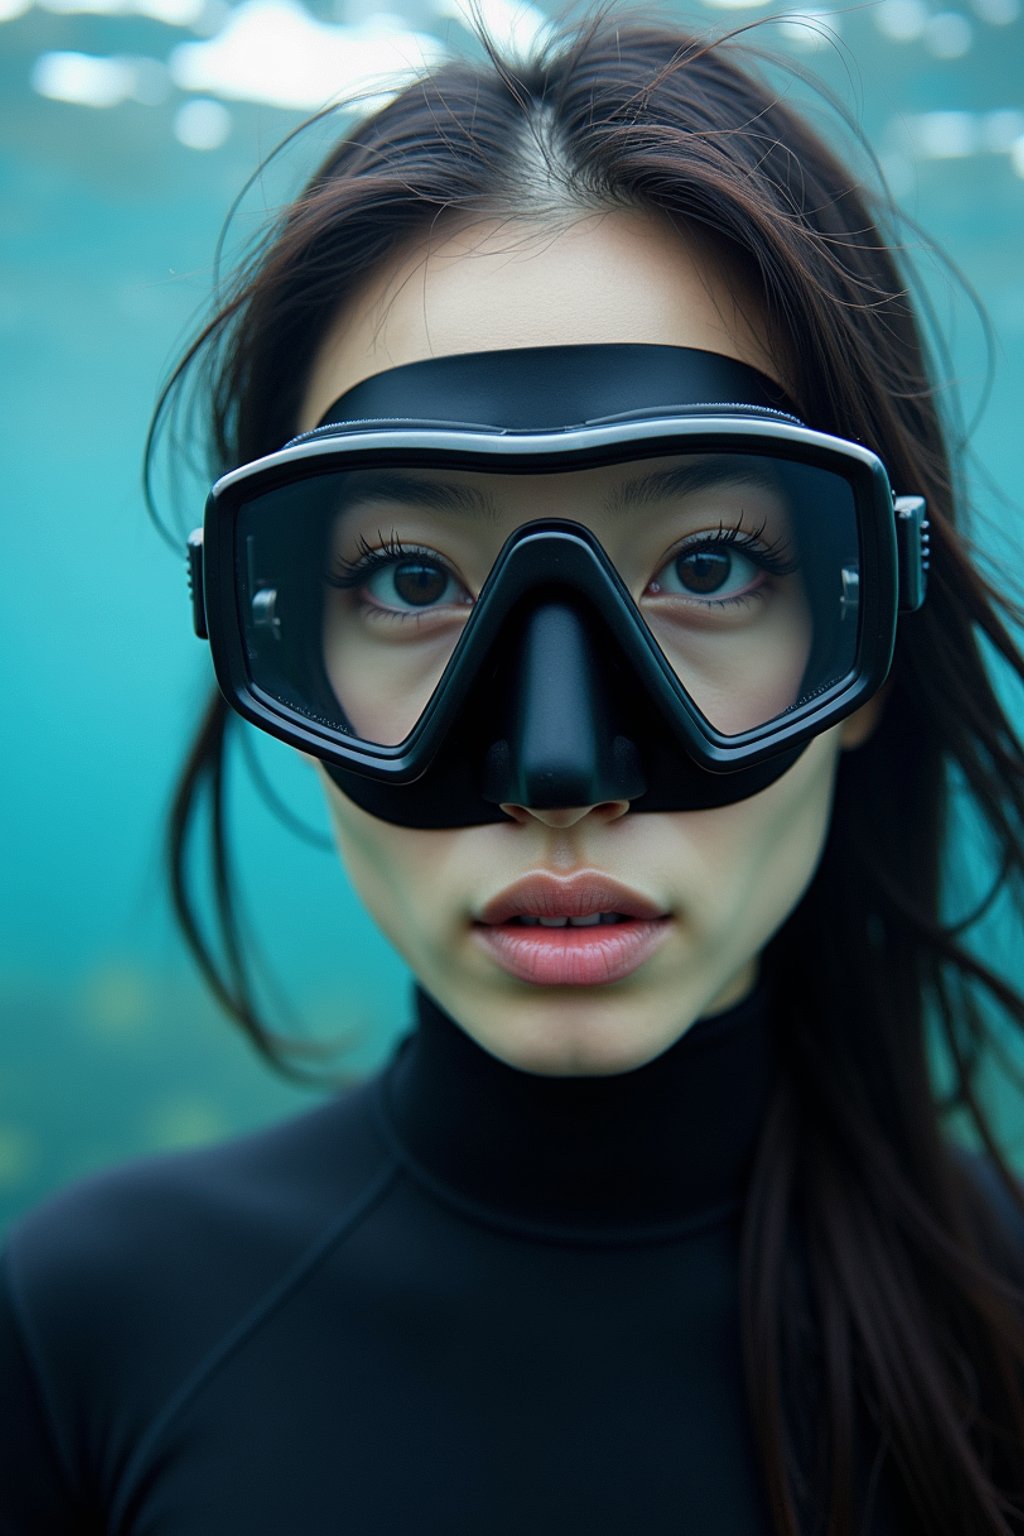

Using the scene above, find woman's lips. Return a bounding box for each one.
[473,872,672,986]
[473,917,672,985]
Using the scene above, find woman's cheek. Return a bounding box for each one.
[316,776,464,960]
[679,731,842,944]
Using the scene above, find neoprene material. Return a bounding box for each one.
[308,343,802,432]
[0,985,940,1535]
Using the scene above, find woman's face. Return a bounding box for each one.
[321,454,814,746]
[297,210,878,1076]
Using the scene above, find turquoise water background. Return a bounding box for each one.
[2,0,1023,1232]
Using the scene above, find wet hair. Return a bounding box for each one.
[148,15,1024,1533]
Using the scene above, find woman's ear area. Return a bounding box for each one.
[840,683,890,751]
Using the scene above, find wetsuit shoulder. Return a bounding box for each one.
[0,1077,395,1532]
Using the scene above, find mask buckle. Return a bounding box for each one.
[895,495,929,612]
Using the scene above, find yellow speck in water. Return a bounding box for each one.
[81,963,151,1038]
[0,1124,38,1189]
[145,1096,227,1151]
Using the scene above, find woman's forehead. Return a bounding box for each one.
[328,455,789,518]
[297,211,784,434]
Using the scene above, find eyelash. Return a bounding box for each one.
[669,520,799,600]
[325,522,798,609]
[326,533,464,620]
[696,519,790,562]
[327,532,431,586]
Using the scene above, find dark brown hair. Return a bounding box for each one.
[148,16,1024,1532]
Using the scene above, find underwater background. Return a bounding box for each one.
[2,0,1023,1232]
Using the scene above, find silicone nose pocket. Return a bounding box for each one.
[480,601,647,810]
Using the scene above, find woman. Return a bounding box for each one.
[3,15,1024,1534]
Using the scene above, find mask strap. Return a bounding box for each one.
[312,343,801,433]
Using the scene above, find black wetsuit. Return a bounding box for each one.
[0,986,1002,1533]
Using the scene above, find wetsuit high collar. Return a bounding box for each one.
[382,982,779,1243]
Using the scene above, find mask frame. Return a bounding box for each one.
[189,346,928,828]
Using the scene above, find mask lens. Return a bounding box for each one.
[638,455,859,736]
[231,450,861,747]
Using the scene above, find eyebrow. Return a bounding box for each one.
[336,471,500,521]
[333,458,781,521]
[606,459,783,514]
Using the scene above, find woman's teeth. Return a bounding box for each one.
[512,913,627,927]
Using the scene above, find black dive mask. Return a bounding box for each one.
[189,344,928,828]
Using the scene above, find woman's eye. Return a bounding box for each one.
[365,557,466,611]
[652,542,762,601]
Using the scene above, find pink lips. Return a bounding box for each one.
[473,873,672,986]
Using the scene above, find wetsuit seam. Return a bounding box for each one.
[107,1155,402,1536]
[373,1074,741,1248]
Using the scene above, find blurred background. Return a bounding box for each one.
[2,0,1023,1233]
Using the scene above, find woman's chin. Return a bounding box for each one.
[439,989,705,1078]
[427,948,761,1079]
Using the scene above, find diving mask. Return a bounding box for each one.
[189,344,928,828]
